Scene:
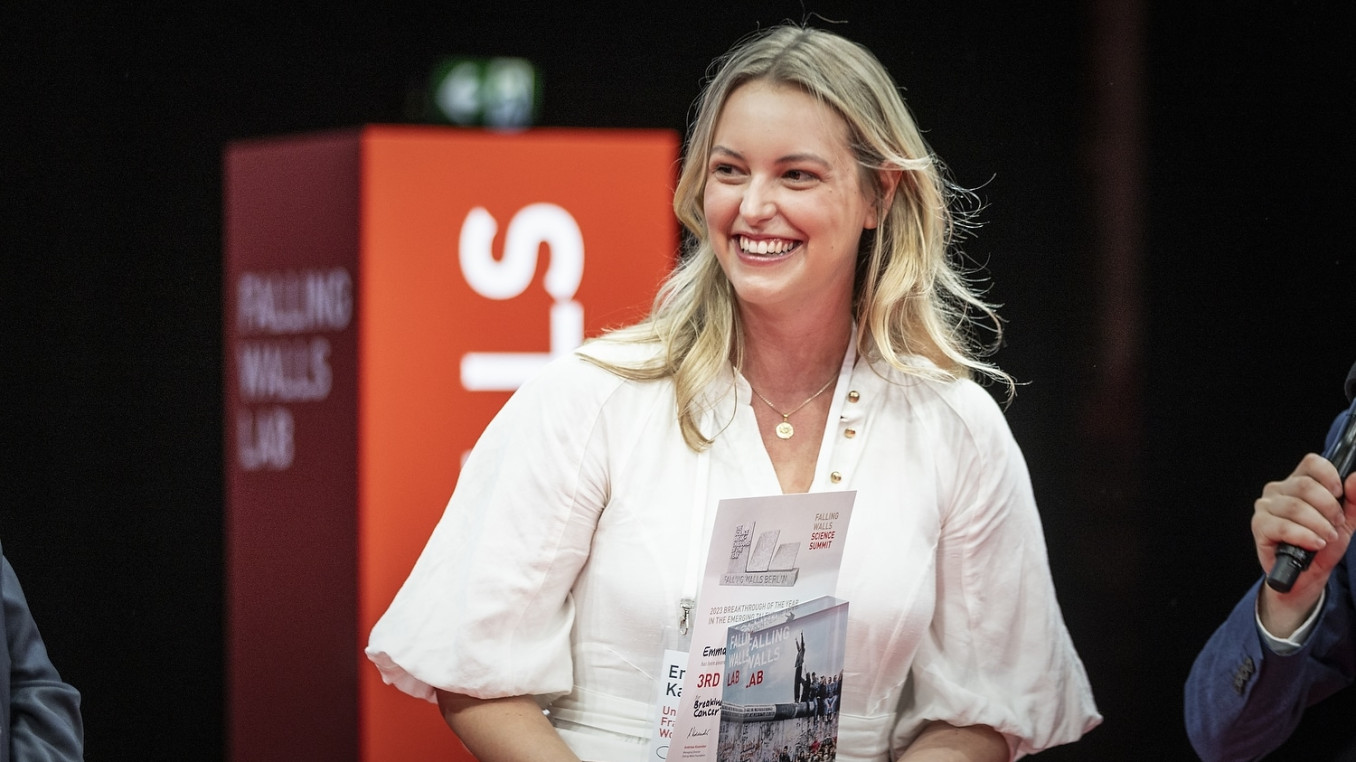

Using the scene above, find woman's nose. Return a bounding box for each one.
[739,179,775,222]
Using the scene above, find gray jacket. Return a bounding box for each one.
[1,541,83,761]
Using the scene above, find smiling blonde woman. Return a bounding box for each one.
[368,24,1101,761]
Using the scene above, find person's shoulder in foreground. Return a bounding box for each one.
[1,538,84,761]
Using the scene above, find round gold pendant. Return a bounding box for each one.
[775,421,794,439]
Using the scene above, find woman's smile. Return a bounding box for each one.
[736,235,802,258]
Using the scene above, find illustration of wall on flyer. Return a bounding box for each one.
[718,597,849,762]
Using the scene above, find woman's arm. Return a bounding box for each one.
[436,691,581,762]
[898,721,1009,761]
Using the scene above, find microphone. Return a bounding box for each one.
[1266,361,1356,593]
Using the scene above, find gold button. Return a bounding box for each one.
[844,428,856,438]
[830,471,843,483]
[847,390,860,402]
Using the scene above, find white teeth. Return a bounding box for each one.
[739,237,794,255]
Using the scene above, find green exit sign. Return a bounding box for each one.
[429,57,541,129]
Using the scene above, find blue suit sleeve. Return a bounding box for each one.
[1186,560,1356,760]
[4,552,84,761]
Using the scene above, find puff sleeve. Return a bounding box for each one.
[892,386,1101,758]
[366,354,621,704]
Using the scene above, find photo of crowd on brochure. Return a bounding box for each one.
[717,597,848,761]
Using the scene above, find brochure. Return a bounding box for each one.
[669,491,854,761]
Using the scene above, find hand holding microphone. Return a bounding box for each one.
[1263,362,1356,595]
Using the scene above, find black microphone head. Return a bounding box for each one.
[1346,361,1356,403]
[1268,545,1316,593]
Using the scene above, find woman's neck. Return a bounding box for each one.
[736,307,853,397]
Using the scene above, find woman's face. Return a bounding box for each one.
[703,80,877,319]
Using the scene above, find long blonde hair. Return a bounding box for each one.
[586,24,1011,451]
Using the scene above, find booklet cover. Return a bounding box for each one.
[718,597,848,761]
[671,491,854,761]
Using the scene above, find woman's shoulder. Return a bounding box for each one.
[870,355,1000,408]
[512,337,667,406]
[867,356,1009,436]
[575,334,667,367]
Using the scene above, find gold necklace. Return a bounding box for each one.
[747,373,838,440]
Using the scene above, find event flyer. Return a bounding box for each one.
[670,491,855,761]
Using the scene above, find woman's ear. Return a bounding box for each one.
[865,168,903,230]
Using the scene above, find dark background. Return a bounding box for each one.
[2,2,1353,759]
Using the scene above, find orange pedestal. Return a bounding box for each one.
[224,126,678,761]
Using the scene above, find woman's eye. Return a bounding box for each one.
[710,163,748,182]
[784,169,818,183]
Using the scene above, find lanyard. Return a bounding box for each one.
[679,442,711,636]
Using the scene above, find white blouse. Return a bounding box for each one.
[366,339,1100,761]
